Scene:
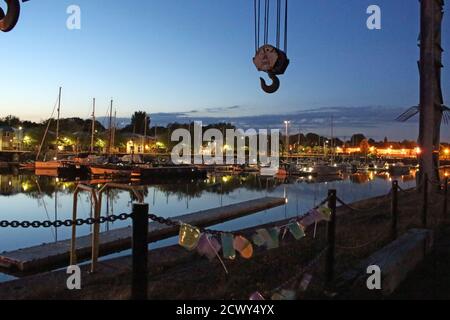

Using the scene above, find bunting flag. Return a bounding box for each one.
[249,292,265,300]
[177,202,330,266]
[287,221,306,240]
[252,228,280,250]
[197,233,221,261]
[271,289,296,301]
[300,209,321,226]
[233,235,254,259]
[299,274,313,292]
[318,206,332,221]
[179,223,201,251]
[221,233,236,260]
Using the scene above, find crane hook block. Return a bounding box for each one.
[0,0,20,32]
[253,44,290,94]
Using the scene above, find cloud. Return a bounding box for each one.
[98,106,447,141]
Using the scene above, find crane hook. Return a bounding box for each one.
[260,73,280,94]
[0,0,20,32]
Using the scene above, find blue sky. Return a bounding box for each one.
[1,0,449,140]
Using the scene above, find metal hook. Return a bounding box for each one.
[0,0,20,32]
[260,73,280,94]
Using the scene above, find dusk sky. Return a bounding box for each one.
[1,0,450,140]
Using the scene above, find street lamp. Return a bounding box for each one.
[284,121,291,157]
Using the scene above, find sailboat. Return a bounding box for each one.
[35,87,89,178]
[89,99,132,176]
[35,87,64,174]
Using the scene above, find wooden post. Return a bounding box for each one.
[326,189,337,285]
[417,0,444,185]
[391,180,399,240]
[131,203,149,300]
[422,175,428,227]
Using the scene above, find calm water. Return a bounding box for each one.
[0,171,417,282]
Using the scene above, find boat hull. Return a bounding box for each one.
[134,166,207,180]
[90,165,133,177]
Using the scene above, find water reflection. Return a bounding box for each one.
[0,170,420,282]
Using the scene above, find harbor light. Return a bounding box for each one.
[21,182,30,191]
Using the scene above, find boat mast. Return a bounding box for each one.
[91,98,96,154]
[113,109,117,150]
[143,113,148,154]
[108,99,113,156]
[331,115,334,164]
[55,87,62,160]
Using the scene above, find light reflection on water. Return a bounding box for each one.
[0,171,417,282]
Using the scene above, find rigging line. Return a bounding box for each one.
[34,178,56,241]
[276,0,281,49]
[254,0,259,52]
[254,0,257,52]
[36,95,60,161]
[257,0,261,49]
[284,0,288,53]
[264,0,269,44]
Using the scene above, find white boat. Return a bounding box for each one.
[260,166,279,177]
[357,164,370,173]
[260,166,287,177]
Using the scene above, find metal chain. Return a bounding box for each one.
[147,213,242,237]
[336,190,392,213]
[335,228,389,250]
[397,185,417,194]
[148,196,330,237]
[1,194,330,234]
[0,213,132,229]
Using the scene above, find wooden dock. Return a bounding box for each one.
[0,197,286,273]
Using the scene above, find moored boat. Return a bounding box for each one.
[388,162,410,176]
[132,165,207,180]
[89,164,134,177]
[311,164,341,176]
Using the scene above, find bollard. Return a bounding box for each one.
[325,189,337,286]
[391,180,399,240]
[422,174,428,228]
[444,177,448,221]
[131,203,149,300]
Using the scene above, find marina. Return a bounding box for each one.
[2,0,450,304]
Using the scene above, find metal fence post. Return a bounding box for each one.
[326,189,337,286]
[131,203,149,300]
[444,177,448,221]
[422,174,428,228]
[391,180,399,240]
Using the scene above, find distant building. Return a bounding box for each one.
[123,134,157,154]
[0,126,23,151]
